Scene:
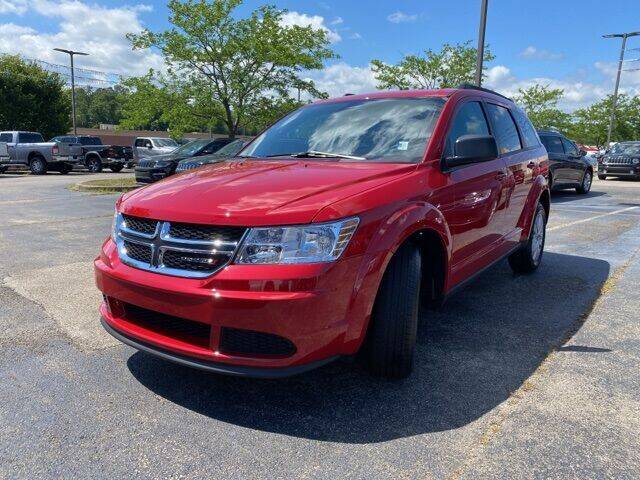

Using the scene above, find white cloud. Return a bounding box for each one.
[349,32,362,40]
[0,0,27,14]
[0,0,164,78]
[307,62,378,98]
[519,46,564,61]
[330,16,343,26]
[387,11,418,24]
[280,11,341,43]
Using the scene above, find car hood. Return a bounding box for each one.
[121,159,416,226]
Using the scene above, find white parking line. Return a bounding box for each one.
[548,206,640,231]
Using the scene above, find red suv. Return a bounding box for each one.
[96,85,549,379]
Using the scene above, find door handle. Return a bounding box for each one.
[527,162,536,169]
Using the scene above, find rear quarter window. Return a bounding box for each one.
[540,135,564,154]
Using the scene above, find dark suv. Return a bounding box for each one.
[538,130,593,194]
[598,142,640,180]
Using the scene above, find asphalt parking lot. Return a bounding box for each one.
[1,172,640,479]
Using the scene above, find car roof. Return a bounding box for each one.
[312,85,513,106]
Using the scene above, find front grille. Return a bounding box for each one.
[123,241,152,263]
[169,222,245,242]
[137,159,156,168]
[114,213,246,278]
[124,303,211,348]
[220,328,296,357]
[176,162,199,172]
[122,215,158,235]
[607,157,633,165]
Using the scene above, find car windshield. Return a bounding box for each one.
[610,143,640,155]
[173,139,210,155]
[239,97,446,163]
[153,138,178,148]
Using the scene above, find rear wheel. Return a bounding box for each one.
[366,243,421,379]
[86,156,102,173]
[509,203,546,274]
[29,156,48,175]
[576,170,592,194]
[109,164,124,173]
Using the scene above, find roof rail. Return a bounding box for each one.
[457,83,512,101]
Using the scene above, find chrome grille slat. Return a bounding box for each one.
[114,213,247,278]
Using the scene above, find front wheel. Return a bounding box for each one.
[29,156,48,175]
[576,170,592,194]
[365,243,421,379]
[509,203,546,274]
[86,156,102,173]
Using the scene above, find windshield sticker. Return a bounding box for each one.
[398,141,409,151]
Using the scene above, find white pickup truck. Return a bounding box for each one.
[0,131,83,175]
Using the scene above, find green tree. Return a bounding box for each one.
[75,86,127,128]
[371,41,495,90]
[569,94,640,147]
[0,55,71,138]
[513,84,571,132]
[127,0,334,138]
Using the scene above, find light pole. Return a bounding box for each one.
[474,0,489,86]
[53,48,89,135]
[602,31,640,146]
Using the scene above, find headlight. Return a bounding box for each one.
[236,217,359,264]
[155,160,172,168]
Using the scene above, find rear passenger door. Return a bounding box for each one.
[446,100,511,278]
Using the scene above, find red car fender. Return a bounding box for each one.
[340,202,451,351]
[518,174,550,242]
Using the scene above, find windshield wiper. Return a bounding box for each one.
[290,150,366,160]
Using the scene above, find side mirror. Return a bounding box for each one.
[445,135,498,169]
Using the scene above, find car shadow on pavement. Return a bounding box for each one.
[127,251,610,443]
[550,190,606,204]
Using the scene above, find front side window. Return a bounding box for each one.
[485,104,521,154]
[444,101,490,156]
[561,138,579,156]
[240,97,446,163]
[0,133,12,142]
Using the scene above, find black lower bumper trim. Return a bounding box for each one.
[101,317,338,378]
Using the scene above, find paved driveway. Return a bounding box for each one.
[1,173,639,479]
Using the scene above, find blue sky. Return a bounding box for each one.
[1,0,639,110]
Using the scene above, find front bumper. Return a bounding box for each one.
[95,238,364,376]
[599,165,640,177]
[135,166,173,183]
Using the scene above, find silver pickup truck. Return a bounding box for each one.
[0,131,83,175]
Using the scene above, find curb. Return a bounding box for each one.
[73,180,140,193]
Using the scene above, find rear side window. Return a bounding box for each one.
[511,108,540,148]
[445,101,490,156]
[18,132,44,143]
[485,104,521,154]
[540,135,564,154]
[1,133,13,142]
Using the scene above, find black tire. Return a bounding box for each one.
[509,203,546,274]
[86,156,102,173]
[576,170,592,194]
[366,243,421,379]
[109,164,124,173]
[598,174,607,180]
[29,156,48,175]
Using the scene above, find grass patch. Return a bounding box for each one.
[69,176,140,194]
